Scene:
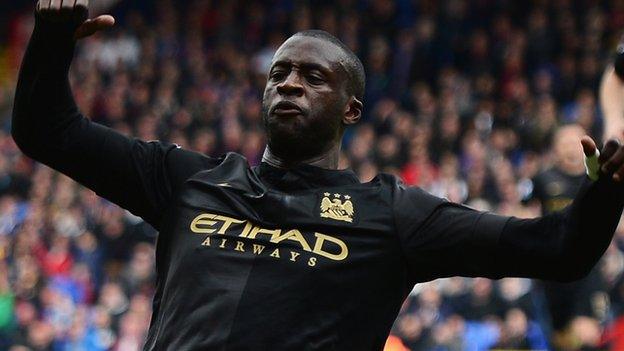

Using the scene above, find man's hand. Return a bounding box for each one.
[582,136,624,181]
[36,0,115,40]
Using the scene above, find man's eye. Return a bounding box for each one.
[307,75,325,84]
[270,72,285,80]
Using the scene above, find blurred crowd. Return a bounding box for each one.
[2,0,624,350]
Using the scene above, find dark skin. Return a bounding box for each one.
[261,36,363,169]
[33,1,624,179]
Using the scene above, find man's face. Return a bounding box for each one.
[554,125,585,172]
[262,36,350,162]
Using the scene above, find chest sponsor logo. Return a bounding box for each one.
[190,212,349,267]
[320,193,354,223]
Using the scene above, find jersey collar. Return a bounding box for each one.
[255,162,360,190]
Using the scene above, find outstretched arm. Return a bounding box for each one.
[398,137,624,284]
[12,1,214,229]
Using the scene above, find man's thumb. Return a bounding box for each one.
[582,136,601,180]
[74,15,115,40]
[581,136,597,157]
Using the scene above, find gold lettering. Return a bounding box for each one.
[270,248,281,258]
[239,221,253,237]
[312,233,348,261]
[190,213,349,266]
[190,214,218,234]
[201,237,211,246]
[289,251,300,262]
[248,226,281,240]
[215,215,245,234]
[272,229,312,252]
[252,244,266,254]
[234,241,245,252]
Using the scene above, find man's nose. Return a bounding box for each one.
[276,72,304,96]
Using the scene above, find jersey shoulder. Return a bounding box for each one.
[372,173,447,234]
[166,148,248,191]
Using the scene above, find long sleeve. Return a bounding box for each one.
[495,175,624,281]
[395,176,624,284]
[12,14,216,230]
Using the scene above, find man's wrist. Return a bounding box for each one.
[30,11,80,77]
[34,10,83,44]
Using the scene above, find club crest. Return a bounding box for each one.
[320,193,354,223]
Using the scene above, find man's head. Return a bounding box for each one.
[553,124,586,174]
[261,30,365,163]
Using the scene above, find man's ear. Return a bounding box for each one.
[343,97,363,125]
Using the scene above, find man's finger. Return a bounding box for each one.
[36,0,49,11]
[61,0,76,10]
[614,163,624,181]
[600,139,621,164]
[602,146,624,174]
[49,0,61,10]
[581,136,597,157]
[74,0,88,9]
[91,15,115,28]
[74,19,97,39]
[74,15,115,40]
[582,136,601,180]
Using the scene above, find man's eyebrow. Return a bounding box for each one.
[271,60,290,68]
[271,60,331,74]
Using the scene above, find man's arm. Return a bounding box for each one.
[12,1,215,229]
[397,138,624,284]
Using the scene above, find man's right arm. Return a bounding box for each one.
[12,2,215,229]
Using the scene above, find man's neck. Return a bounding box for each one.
[261,144,341,170]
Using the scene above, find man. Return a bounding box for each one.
[526,124,607,343]
[529,125,589,215]
[11,1,624,350]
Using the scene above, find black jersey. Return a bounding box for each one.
[12,14,624,351]
[530,167,586,215]
[120,148,509,350]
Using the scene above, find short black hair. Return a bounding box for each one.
[292,30,365,102]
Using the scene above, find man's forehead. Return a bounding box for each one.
[271,36,347,71]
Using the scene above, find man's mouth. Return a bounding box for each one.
[271,101,303,116]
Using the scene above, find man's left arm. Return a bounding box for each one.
[398,137,624,283]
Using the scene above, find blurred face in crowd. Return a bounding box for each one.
[553,124,586,174]
[262,35,360,162]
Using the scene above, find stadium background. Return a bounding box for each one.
[2,0,624,350]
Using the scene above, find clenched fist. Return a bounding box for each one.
[36,0,115,40]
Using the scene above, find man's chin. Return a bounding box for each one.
[265,117,305,138]
[266,129,318,161]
